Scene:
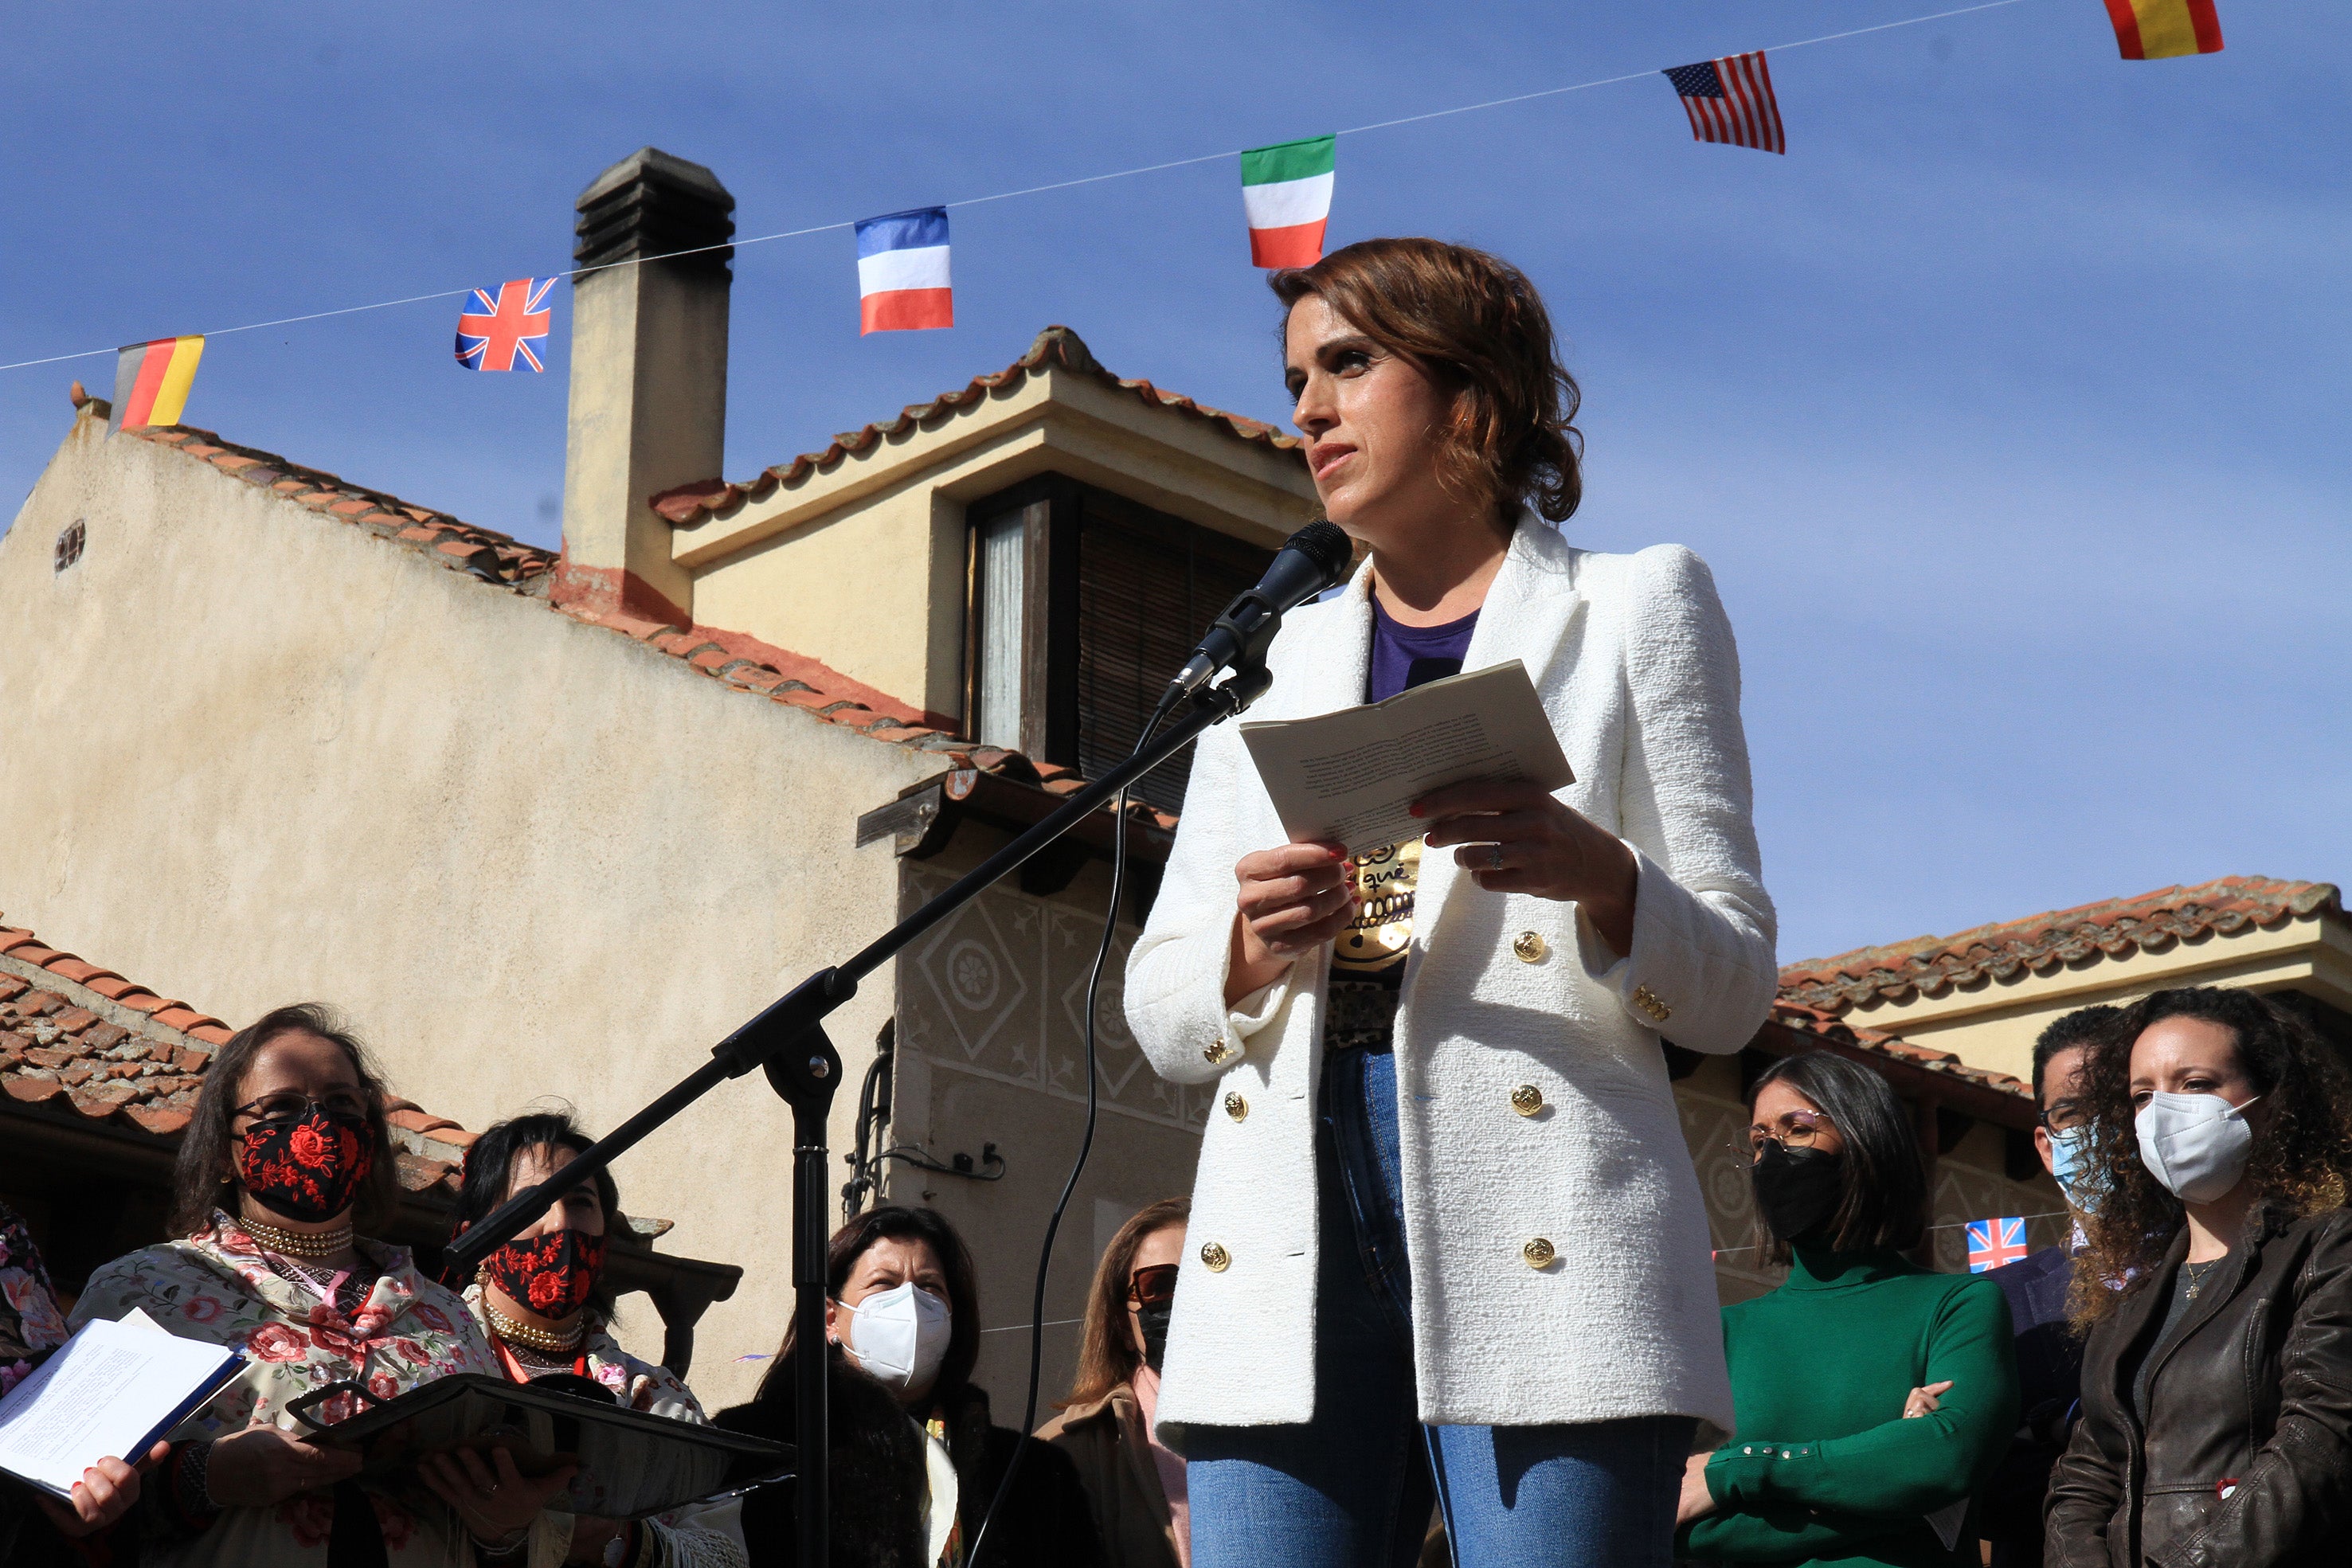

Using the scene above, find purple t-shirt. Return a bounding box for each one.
[1368,595,1478,702]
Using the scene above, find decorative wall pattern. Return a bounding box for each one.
[896,865,1213,1132]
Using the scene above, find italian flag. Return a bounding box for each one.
[1240,135,1335,268]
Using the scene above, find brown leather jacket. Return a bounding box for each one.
[1039,1383,1183,1568]
[2045,1205,2352,1567]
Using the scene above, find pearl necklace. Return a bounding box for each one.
[239,1214,354,1259]
[487,1300,585,1354]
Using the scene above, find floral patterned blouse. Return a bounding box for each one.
[69,1217,503,1566]
[0,1201,71,1394]
[462,1285,748,1568]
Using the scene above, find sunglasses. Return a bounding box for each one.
[1127,1264,1178,1308]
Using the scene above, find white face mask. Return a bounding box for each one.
[839,1281,953,1398]
[2136,1091,2260,1204]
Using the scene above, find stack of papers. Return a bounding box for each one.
[0,1313,241,1498]
[1240,661,1575,852]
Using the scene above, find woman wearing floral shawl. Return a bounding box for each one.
[446,1109,747,1568]
[69,1004,562,1566]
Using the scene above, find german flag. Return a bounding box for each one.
[108,336,205,435]
[2103,0,2224,60]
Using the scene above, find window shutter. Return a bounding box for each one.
[1075,500,1272,812]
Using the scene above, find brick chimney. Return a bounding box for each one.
[553,148,734,625]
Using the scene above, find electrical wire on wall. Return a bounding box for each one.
[841,1019,1005,1222]
[966,695,1175,1563]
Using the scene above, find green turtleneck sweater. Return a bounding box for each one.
[1678,1245,2019,1567]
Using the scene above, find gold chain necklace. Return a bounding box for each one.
[2183,1256,2227,1300]
[238,1214,354,1259]
[487,1300,585,1354]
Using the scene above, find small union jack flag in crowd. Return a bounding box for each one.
[455,277,555,372]
[1966,1217,2029,1273]
[1662,52,1786,154]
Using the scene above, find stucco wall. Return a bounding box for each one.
[689,473,965,724]
[0,412,935,1406]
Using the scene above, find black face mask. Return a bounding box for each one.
[1750,1142,1845,1244]
[1137,1300,1172,1374]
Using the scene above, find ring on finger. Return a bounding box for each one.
[1486,843,1505,871]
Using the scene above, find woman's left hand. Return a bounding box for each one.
[1676,1451,1716,1527]
[33,1440,170,1537]
[417,1443,577,1549]
[1415,781,1638,955]
[1904,1380,1954,1419]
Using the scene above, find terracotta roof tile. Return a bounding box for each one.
[1769,1000,2033,1101]
[0,912,478,1188]
[649,325,1303,526]
[117,423,556,588]
[1780,878,2346,1015]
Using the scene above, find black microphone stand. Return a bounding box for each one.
[442,658,1273,1566]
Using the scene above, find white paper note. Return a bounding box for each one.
[1239,661,1574,853]
[0,1316,239,1496]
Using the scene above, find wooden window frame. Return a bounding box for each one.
[965,475,1275,800]
[964,475,1079,764]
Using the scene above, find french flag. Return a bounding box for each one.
[855,207,953,334]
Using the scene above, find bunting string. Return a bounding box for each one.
[1711,1208,2069,1261]
[0,0,2053,376]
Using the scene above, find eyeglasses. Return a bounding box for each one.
[231,1091,370,1126]
[2038,1099,2088,1134]
[1736,1109,1833,1159]
[1127,1265,1178,1308]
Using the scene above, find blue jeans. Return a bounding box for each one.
[1187,1047,1696,1568]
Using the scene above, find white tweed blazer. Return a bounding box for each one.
[1125,517,1775,1441]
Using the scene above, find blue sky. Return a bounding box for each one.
[5,2,2342,964]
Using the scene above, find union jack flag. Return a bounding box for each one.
[1966,1217,2029,1273]
[1663,52,1785,155]
[455,277,555,372]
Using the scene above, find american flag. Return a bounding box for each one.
[1663,52,1785,155]
[1966,1217,2030,1273]
[456,277,555,372]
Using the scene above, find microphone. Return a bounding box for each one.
[1167,520,1353,701]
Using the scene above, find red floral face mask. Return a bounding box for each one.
[481,1228,607,1318]
[237,1104,374,1223]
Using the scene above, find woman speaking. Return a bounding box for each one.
[1125,238,1776,1567]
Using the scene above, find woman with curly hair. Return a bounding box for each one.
[2045,986,2352,1566]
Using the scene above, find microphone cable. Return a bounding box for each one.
[967,690,1180,1565]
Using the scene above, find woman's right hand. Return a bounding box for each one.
[1227,843,1356,1004]
[204,1422,364,1507]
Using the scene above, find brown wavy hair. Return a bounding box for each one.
[1057,1196,1189,1410]
[1270,237,1583,524]
[2068,987,2352,1329]
[169,1002,401,1238]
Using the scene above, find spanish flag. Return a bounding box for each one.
[2103,0,2223,60]
[108,336,205,435]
